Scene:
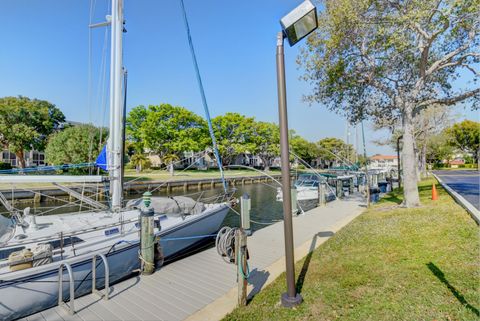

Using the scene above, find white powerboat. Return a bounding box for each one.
[276,173,336,202]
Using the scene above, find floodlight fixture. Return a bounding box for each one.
[280,0,318,46]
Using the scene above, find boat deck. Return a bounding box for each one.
[21,194,365,321]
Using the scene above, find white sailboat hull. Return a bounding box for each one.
[0,205,230,320]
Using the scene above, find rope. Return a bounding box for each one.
[226,203,280,226]
[215,226,237,263]
[179,0,227,193]
[0,162,96,174]
[162,234,217,241]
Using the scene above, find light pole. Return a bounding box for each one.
[396,135,403,188]
[277,0,318,308]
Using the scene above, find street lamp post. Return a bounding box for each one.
[397,135,403,188]
[276,0,318,308]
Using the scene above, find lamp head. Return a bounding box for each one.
[280,0,318,46]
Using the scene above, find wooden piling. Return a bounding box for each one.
[33,193,41,205]
[236,229,247,306]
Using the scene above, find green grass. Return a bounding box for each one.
[223,178,480,321]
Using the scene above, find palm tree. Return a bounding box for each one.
[162,153,180,176]
[130,153,150,173]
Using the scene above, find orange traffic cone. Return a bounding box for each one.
[431,183,438,201]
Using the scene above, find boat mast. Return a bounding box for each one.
[109,0,125,211]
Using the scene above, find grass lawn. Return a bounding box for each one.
[224,178,480,321]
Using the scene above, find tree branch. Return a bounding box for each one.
[426,26,477,76]
[418,88,480,107]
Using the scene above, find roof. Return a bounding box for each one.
[370,155,398,160]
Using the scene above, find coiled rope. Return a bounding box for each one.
[215,226,250,278]
[215,226,237,264]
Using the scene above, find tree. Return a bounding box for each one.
[0,96,65,168]
[299,0,479,207]
[126,104,209,164]
[290,133,320,164]
[426,131,454,165]
[446,120,480,165]
[250,121,279,171]
[317,137,355,166]
[45,124,107,168]
[212,113,256,165]
[129,153,151,173]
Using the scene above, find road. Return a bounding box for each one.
[433,170,480,210]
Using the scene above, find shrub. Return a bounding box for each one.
[0,162,12,170]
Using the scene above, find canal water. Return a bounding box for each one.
[3,182,318,233]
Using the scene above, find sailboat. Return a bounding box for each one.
[0,1,233,320]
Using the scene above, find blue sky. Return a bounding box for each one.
[0,0,477,156]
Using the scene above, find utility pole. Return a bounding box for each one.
[361,121,370,207]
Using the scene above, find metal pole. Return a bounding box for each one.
[397,135,402,189]
[361,121,370,207]
[276,31,302,307]
[110,0,124,211]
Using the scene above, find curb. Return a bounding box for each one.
[432,173,480,225]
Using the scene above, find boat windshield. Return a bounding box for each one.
[294,174,326,187]
[0,214,15,244]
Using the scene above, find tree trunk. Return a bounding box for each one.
[402,109,421,207]
[169,163,174,176]
[15,150,26,168]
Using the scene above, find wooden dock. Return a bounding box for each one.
[21,195,366,321]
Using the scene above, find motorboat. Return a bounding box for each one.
[276,173,336,202]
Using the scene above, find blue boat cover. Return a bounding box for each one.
[96,145,108,171]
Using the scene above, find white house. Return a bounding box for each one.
[369,154,398,170]
[0,150,46,167]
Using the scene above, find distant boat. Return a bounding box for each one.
[276,173,337,202]
[0,1,233,319]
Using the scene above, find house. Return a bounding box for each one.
[0,150,46,167]
[448,158,465,168]
[369,154,398,170]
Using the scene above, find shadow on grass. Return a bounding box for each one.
[378,193,403,205]
[427,262,479,317]
[296,231,334,294]
[247,269,270,303]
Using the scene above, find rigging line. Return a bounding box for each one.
[179,0,227,193]
[97,26,110,175]
[87,0,96,173]
[289,151,337,197]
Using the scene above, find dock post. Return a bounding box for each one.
[235,228,248,306]
[33,192,41,204]
[140,192,155,275]
[291,187,298,214]
[336,179,343,198]
[318,183,326,207]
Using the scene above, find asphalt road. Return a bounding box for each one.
[433,170,480,210]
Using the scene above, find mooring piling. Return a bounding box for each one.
[140,191,155,275]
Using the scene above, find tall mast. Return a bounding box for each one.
[109,0,124,211]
